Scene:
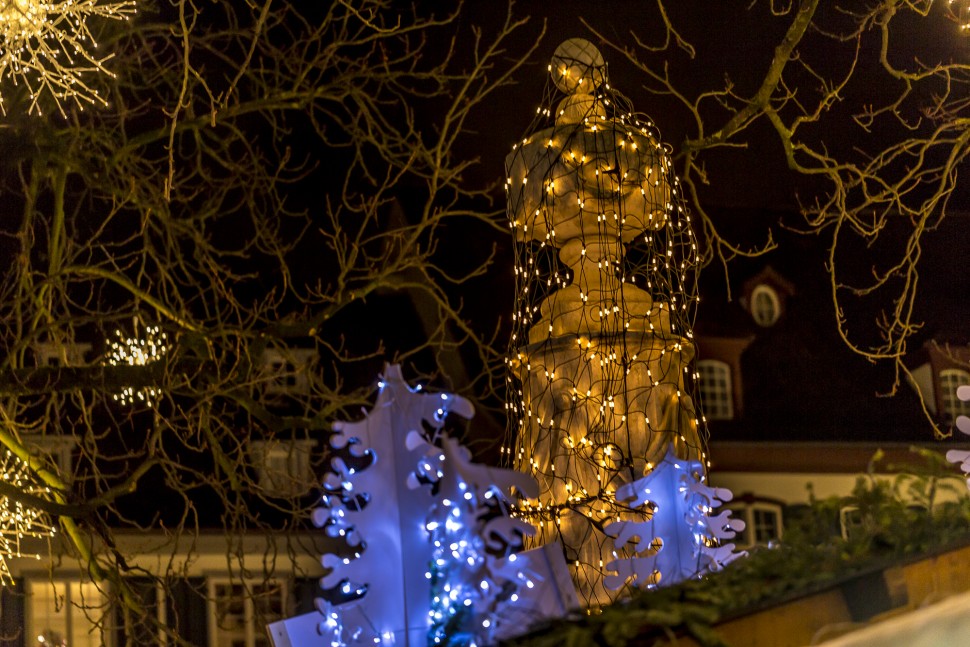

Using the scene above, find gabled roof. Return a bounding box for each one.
[740,265,796,303]
[693,230,937,443]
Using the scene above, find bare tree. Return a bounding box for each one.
[0,0,540,641]
[584,0,970,432]
[4,0,968,639]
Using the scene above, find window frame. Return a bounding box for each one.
[751,507,781,545]
[839,505,864,541]
[259,349,315,397]
[248,439,318,497]
[26,577,114,647]
[697,359,734,420]
[750,284,781,327]
[22,434,77,478]
[728,502,784,548]
[206,577,290,647]
[940,369,970,422]
[33,342,93,367]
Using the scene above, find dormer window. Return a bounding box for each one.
[259,349,315,397]
[25,435,77,478]
[33,342,92,367]
[940,369,970,422]
[249,439,317,497]
[740,267,793,328]
[750,285,780,327]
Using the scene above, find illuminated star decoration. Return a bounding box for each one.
[0,449,55,584]
[0,0,136,116]
[106,323,168,406]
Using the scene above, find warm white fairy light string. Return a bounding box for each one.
[106,323,168,406]
[504,39,723,606]
[0,450,55,584]
[949,0,970,32]
[0,0,136,115]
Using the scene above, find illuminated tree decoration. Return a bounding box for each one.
[417,436,539,647]
[106,323,168,406]
[0,450,55,584]
[504,39,744,605]
[0,0,136,116]
[946,384,970,488]
[312,365,540,647]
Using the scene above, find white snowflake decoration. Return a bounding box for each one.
[0,0,136,115]
[603,448,745,590]
[415,435,539,646]
[946,384,970,489]
[312,365,541,647]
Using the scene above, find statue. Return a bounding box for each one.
[505,39,741,605]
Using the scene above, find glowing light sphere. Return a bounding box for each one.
[106,324,168,406]
[0,450,56,584]
[0,0,136,115]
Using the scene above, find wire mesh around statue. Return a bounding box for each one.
[503,38,731,607]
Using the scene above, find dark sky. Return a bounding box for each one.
[450,1,970,442]
[465,1,969,210]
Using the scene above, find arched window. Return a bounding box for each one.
[750,284,781,326]
[940,369,970,421]
[697,360,734,420]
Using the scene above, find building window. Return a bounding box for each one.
[118,580,169,645]
[940,369,970,421]
[248,440,317,497]
[259,349,315,397]
[23,434,77,477]
[33,342,92,367]
[752,507,781,544]
[697,360,734,420]
[208,579,287,647]
[840,505,864,541]
[750,284,781,327]
[27,579,111,647]
[729,502,783,548]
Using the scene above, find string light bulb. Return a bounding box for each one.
[504,39,740,605]
[949,0,970,32]
[0,450,55,585]
[106,322,168,406]
[0,0,136,115]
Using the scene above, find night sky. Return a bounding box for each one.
[452,2,970,443]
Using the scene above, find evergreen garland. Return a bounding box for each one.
[505,448,970,647]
